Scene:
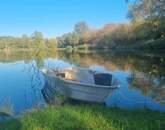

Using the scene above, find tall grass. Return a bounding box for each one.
[0,104,165,130]
[0,98,14,116]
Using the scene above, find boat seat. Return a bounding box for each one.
[64,69,95,84]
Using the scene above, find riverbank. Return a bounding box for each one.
[0,38,164,55]
[113,38,165,54]
[58,38,165,56]
[0,104,165,130]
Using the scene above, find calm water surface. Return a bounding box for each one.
[0,51,165,114]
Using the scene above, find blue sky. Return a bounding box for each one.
[0,0,129,37]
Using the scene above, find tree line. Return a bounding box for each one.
[0,0,164,52]
[58,0,165,52]
[0,31,57,51]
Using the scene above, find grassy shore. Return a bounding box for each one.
[0,104,165,130]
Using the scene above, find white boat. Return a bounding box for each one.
[41,67,119,103]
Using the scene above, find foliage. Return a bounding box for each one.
[31,31,46,50]
[57,33,79,48]
[0,31,58,51]
[65,45,73,53]
[0,36,28,49]
[74,21,90,35]
[127,0,165,41]
[57,20,164,52]
[128,0,165,21]
[56,0,164,52]
[46,38,58,51]
[57,22,91,48]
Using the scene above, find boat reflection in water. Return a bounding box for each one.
[41,67,119,103]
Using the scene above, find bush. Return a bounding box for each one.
[65,46,73,53]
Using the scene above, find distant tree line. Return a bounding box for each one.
[0,31,57,51]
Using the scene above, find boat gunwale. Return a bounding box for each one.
[43,73,119,89]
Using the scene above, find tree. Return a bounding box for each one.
[21,34,31,49]
[46,38,58,51]
[64,33,74,46]
[74,22,90,35]
[128,0,165,39]
[58,32,80,47]
[74,22,91,45]
[128,0,165,21]
[71,32,79,47]
[31,31,46,50]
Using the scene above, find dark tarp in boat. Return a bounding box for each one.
[94,73,112,86]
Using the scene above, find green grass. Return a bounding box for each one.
[0,104,165,130]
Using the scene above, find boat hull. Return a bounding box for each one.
[43,74,116,103]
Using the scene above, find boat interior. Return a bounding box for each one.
[52,68,113,86]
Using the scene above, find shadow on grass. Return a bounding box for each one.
[0,119,22,130]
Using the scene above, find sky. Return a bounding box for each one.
[0,0,129,37]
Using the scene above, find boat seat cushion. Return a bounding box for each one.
[94,73,112,86]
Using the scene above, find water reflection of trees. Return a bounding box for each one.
[57,52,165,75]
[2,50,164,76]
[128,72,155,95]
[23,50,48,109]
[152,79,165,104]
[0,50,57,67]
[128,72,165,104]
[57,52,165,104]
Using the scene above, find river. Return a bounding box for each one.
[0,50,165,114]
